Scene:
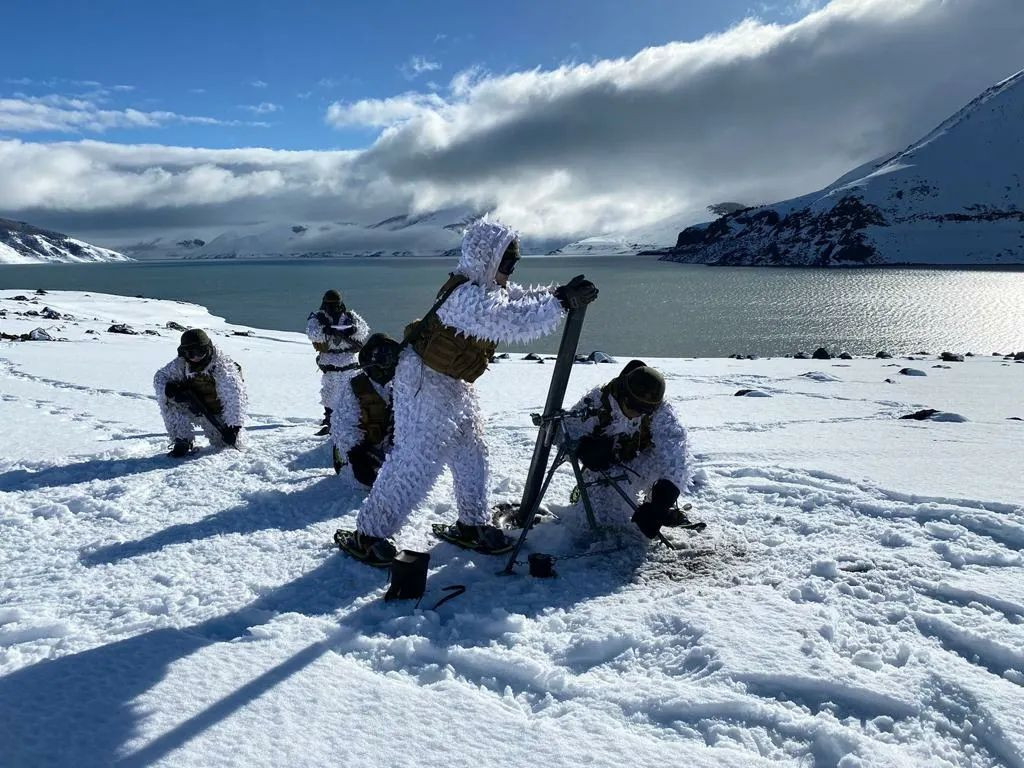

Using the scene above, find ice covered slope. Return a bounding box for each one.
[122,207,486,260]
[0,218,129,264]
[2,291,1023,767]
[662,70,1024,266]
[552,209,701,256]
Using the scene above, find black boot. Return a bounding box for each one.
[316,408,332,436]
[445,521,515,554]
[334,529,397,567]
[168,438,194,458]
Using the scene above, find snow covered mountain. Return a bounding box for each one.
[0,218,129,264]
[661,69,1024,266]
[551,209,703,256]
[121,208,489,260]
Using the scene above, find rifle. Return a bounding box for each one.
[169,383,239,448]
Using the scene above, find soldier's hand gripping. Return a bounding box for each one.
[554,275,599,310]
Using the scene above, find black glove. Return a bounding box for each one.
[632,502,663,539]
[632,479,682,538]
[348,442,384,487]
[576,434,616,472]
[650,479,680,511]
[221,426,241,447]
[554,275,599,310]
[164,381,192,404]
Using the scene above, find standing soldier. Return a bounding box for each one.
[335,220,598,566]
[154,329,247,457]
[559,360,696,540]
[306,290,370,435]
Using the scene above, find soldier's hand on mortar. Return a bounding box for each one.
[576,434,616,471]
[554,275,599,310]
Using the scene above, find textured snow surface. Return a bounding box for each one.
[2,292,1023,768]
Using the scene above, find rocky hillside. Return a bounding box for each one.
[0,219,129,265]
[660,69,1024,266]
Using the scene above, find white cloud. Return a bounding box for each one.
[241,102,282,114]
[189,88,207,95]
[326,93,446,128]
[249,79,268,88]
[400,56,442,80]
[0,94,260,133]
[339,0,1024,236]
[2,0,1023,244]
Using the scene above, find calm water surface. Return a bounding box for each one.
[1,257,1022,357]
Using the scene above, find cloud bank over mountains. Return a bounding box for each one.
[2,0,1022,247]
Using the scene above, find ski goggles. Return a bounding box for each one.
[496,241,520,277]
[178,345,211,362]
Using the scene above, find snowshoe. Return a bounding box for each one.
[432,522,515,554]
[333,528,397,567]
[492,502,555,530]
[167,438,195,459]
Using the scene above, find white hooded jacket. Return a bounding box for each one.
[355,220,566,540]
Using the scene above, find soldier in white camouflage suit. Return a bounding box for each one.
[153,329,247,457]
[560,360,696,539]
[336,220,598,566]
[306,290,370,435]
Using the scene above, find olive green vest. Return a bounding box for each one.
[351,373,392,447]
[405,275,497,383]
[594,383,653,463]
[185,373,223,416]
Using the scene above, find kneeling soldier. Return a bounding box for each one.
[154,329,247,457]
[560,360,695,539]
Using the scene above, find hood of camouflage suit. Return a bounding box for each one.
[454,220,517,286]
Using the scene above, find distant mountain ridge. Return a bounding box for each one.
[121,208,492,260]
[659,69,1024,266]
[0,218,129,265]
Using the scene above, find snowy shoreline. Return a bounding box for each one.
[2,290,1023,768]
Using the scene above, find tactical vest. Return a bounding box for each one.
[593,383,653,463]
[405,274,497,383]
[310,310,357,355]
[185,372,224,416]
[351,373,392,447]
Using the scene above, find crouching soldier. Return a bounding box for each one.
[330,333,399,487]
[154,329,247,458]
[307,290,370,435]
[560,360,696,540]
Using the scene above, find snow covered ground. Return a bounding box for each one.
[1,291,1022,768]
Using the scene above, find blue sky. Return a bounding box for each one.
[1,0,812,150]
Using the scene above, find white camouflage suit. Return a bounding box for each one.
[560,386,694,529]
[305,308,371,411]
[153,348,248,447]
[356,221,566,539]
